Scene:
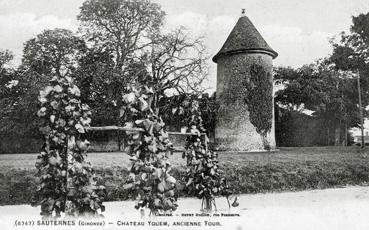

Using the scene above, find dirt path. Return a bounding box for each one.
[1,186,369,230]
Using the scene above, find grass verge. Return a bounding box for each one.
[1,147,369,205]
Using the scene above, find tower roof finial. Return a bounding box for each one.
[241,9,245,15]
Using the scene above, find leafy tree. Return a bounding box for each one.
[77,0,164,121]
[275,12,369,147]
[77,0,209,124]
[329,12,369,144]
[0,30,86,148]
[0,50,44,153]
[0,49,14,73]
[78,0,164,73]
[275,61,362,145]
[0,49,15,96]
[22,29,85,78]
[330,13,369,101]
[73,48,118,126]
[0,49,18,138]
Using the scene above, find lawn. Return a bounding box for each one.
[1,146,369,205]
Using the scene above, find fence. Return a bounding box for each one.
[86,126,208,152]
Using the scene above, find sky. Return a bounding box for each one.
[0,0,369,92]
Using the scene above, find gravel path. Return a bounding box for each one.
[1,186,369,230]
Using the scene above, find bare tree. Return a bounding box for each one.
[149,28,209,107]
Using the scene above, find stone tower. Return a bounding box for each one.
[213,13,278,151]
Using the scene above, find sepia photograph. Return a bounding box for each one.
[0,0,369,229]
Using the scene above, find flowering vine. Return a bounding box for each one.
[33,75,105,218]
[120,85,178,214]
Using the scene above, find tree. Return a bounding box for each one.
[330,13,369,104]
[329,12,369,146]
[0,49,14,73]
[0,30,86,153]
[274,61,362,145]
[78,0,165,74]
[18,28,85,133]
[77,0,209,124]
[73,48,118,126]
[0,50,43,153]
[0,49,18,138]
[77,0,165,120]
[0,49,15,96]
[149,28,208,108]
[22,29,85,78]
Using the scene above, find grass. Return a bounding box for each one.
[1,146,369,205]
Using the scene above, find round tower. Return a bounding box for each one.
[213,13,278,151]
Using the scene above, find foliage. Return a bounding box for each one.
[0,49,16,130]
[182,100,232,211]
[73,48,119,126]
[76,0,208,124]
[0,1,209,153]
[0,49,14,72]
[274,61,364,145]
[22,29,85,77]
[273,12,369,146]
[329,12,369,110]
[158,93,216,133]
[77,0,164,123]
[0,30,85,154]
[247,64,273,137]
[32,75,105,218]
[149,28,208,107]
[274,106,353,147]
[78,0,165,73]
[0,50,44,153]
[120,84,178,214]
[330,13,369,70]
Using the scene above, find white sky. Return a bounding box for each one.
[0,0,369,92]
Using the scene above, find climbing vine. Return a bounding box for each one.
[158,93,217,133]
[33,75,105,218]
[247,63,273,148]
[121,85,178,214]
[182,100,235,211]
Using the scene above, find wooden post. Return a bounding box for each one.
[65,135,71,215]
[345,123,348,146]
[327,128,330,146]
[357,70,365,148]
[117,130,121,151]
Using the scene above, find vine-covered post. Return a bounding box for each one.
[33,75,105,218]
[182,100,234,212]
[121,84,178,215]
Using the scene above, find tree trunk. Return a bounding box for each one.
[327,128,330,146]
[345,123,348,146]
[117,130,121,151]
[202,197,212,212]
[334,126,341,146]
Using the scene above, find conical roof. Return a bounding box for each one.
[213,15,278,62]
